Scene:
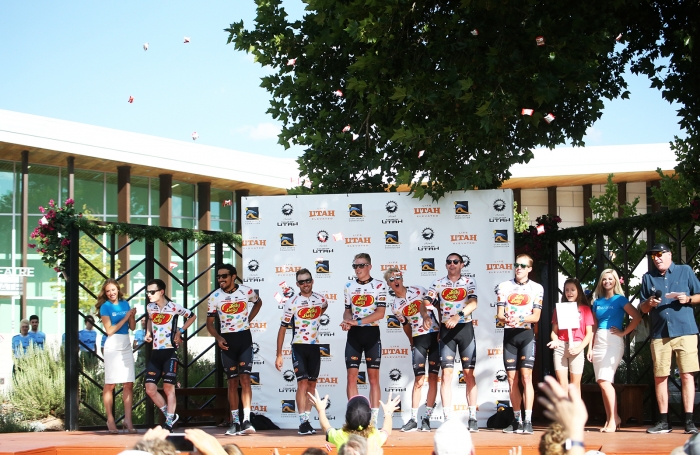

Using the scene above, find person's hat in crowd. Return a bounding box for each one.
[584,289,593,299]
[345,395,371,430]
[647,243,671,254]
[685,433,700,455]
[433,419,474,455]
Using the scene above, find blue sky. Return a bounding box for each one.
[0,1,685,159]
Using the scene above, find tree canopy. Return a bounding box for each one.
[227,0,697,200]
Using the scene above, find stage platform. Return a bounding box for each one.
[0,425,692,455]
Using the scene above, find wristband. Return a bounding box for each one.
[178,327,185,334]
[564,439,584,450]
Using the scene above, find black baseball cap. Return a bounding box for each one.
[647,243,671,254]
[345,395,371,430]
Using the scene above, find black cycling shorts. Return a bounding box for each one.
[292,344,321,381]
[146,348,178,385]
[413,332,440,377]
[345,326,381,370]
[221,330,254,379]
[503,328,536,371]
[439,322,477,370]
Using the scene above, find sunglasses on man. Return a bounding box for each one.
[352,263,370,269]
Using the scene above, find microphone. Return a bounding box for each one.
[654,290,662,299]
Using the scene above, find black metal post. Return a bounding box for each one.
[64,227,81,430]
[539,242,558,379]
[145,240,155,426]
[214,243,224,389]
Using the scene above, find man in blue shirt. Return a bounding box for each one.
[78,315,99,370]
[28,314,46,349]
[640,243,700,435]
[132,316,147,367]
[12,319,32,357]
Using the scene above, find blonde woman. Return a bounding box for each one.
[588,269,641,432]
[97,278,137,433]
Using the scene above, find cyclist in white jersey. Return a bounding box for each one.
[496,254,543,435]
[341,253,387,425]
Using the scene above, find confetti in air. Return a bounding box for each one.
[192,131,199,140]
[418,150,425,158]
[351,133,359,141]
[536,224,546,235]
[184,37,191,43]
[616,33,623,41]
[333,90,343,97]
[342,125,351,133]
[521,109,534,116]
[128,96,134,104]
[543,113,556,124]
[536,36,545,46]
[223,200,232,207]
[143,43,149,51]
[333,232,344,242]
[287,58,296,66]
[471,29,479,36]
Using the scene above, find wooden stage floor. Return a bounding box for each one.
[0,425,692,455]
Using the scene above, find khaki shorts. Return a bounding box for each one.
[651,335,700,377]
[553,341,585,375]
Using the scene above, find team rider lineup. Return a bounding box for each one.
[187,252,541,436]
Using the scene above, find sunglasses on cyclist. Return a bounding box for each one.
[297,278,313,285]
[352,263,370,269]
[514,263,530,269]
[146,289,162,296]
[216,273,231,280]
[446,259,462,265]
[388,275,402,282]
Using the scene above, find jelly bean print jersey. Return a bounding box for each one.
[425,276,477,323]
[147,301,193,350]
[495,279,544,329]
[344,278,388,326]
[280,292,327,344]
[207,285,260,333]
[391,285,439,337]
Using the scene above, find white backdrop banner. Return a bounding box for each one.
[240,190,514,429]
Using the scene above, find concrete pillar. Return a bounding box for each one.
[159,174,173,290]
[547,186,557,216]
[197,182,212,329]
[117,166,131,294]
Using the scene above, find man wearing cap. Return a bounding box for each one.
[640,243,700,435]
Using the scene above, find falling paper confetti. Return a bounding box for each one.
[543,112,556,123]
[351,133,359,141]
[536,224,545,235]
[333,232,344,242]
[223,200,232,207]
[333,90,343,97]
[536,36,545,46]
[128,96,134,104]
[192,131,199,140]
[40,216,48,226]
[616,33,623,41]
[287,58,296,66]
[143,43,149,51]
[471,29,479,36]
[274,293,283,303]
[418,150,425,158]
[184,37,191,43]
[342,125,351,133]
[169,262,178,270]
[521,108,534,116]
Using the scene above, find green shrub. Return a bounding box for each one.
[10,345,65,421]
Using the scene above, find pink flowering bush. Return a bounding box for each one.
[28,198,81,273]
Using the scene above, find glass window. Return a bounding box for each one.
[131,177,149,216]
[172,182,195,219]
[27,165,60,213]
[72,169,105,217]
[150,179,160,220]
[0,161,15,214]
[0,215,13,266]
[106,173,118,216]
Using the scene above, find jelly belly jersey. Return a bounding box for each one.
[207,285,260,333]
[426,276,477,323]
[147,301,193,350]
[344,278,388,326]
[391,285,439,337]
[280,292,327,344]
[496,279,544,329]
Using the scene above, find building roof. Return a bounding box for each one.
[0,109,298,194]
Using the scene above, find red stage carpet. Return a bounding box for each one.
[0,426,690,455]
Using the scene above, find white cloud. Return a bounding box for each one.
[236,123,281,140]
[584,126,603,143]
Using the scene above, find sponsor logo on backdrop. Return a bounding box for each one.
[251,402,267,414]
[493,199,507,212]
[348,204,364,221]
[313,230,334,253]
[380,263,407,272]
[250,372,261,387]
[315,260,331,276]
[413,206,441,218]
[497,400,511,411]
[385,368,407,392]
[453,404,469,411]
[357,371,368,386]
[487,260,513,273]
[282,369,296,382]
[278,203,299,226]
[309,209,335,220]
[458,371,466,385]
[280,233,295,251]
[382,201,403,224]
[382,346,410,359]
[317,375,339,386]
[275,264,302,275]
[418,227,439,251]
[384,231,401,249]
[489,215,511,222]
[242,237,267,249]
[250,322,267,333]
[319,344,332,361]
[488,348,503,358]
[450,232,477,244]
[281,348,292,359]
[454,201,471,219]
[281,399,296,415]
[318,313,335,337]
[459,254,476,279]
[420,257,437,276]
[244,259,264,283]
[245,207,260,222]
[495,315,505,330]
[491,369,510,393]
[252,342,264,365]
[345,235,371,246]
[386,314,402,331]
[493,230,509,246]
